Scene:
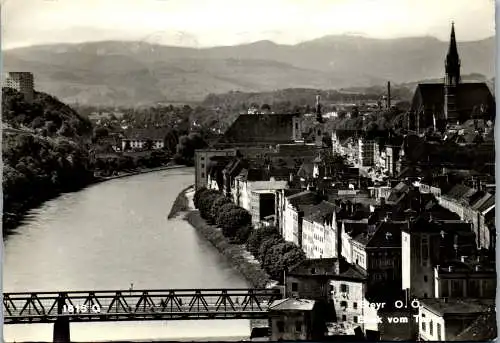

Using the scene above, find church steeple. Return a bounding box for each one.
[445,21,461,86]
[444,21,460,127]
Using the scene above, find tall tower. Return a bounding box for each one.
[315,95,323,123]
[444,22,460,126]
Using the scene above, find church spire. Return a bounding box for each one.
[445,21,461,86]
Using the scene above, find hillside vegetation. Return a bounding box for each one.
[2,88,94,235]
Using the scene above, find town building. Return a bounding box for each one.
[401,216,476,300]
[3,71,35,102]
[438,184,495,251]
[194,148,237,189]
[268,298,325,341]
[358,138,379,168]
[407,23,495,133]
[342,219,405,300]
[301,201,337,258]
[281,190,321,247]
[433,257,496,298]
[417,298,495,341]
[121,128,171,151]
[284,258,377,333]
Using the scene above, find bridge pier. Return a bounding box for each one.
[53,318,70,343]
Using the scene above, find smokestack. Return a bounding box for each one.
[387,81,391,109]
[315,95,322,123]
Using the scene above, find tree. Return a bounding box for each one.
[174,133,207,166]
[163,129,179,154]
[246,225,280,257]
[218,207,252,238]
[94,127,109,139]
[258,236,283,263]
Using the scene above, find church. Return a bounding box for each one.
[407,23,495,133]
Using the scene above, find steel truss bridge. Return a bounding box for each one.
[3,288,281,342]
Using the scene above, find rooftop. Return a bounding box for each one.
[421,298,495,317]
[217,113,298,145]
[269,298,316,311]
[453,308,497,341]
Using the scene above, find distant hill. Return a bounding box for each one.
[4,35,494,106]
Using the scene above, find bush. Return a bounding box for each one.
[209,195,233,224]
[233,225,253,244]
[198,191,220,219]
[215,202,238,225]
[193,187,209,209]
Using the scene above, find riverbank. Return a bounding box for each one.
[167,185,194,219]
[93,164,187,184]
[178,188,273,289]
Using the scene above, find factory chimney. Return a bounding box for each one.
[387,81,391,109]
[315,95,323,123]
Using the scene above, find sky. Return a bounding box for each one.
[2,0,496,50]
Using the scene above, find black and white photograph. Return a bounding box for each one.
[1,0,497,341]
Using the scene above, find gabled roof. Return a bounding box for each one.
[410,82,495,116]
[288,258,367,281]
[275,143,319,157]
[342,219,368,237]
[123,127,170,140]
[353,221,404,248]
[421,298,495,317]
[471,192,495,213]
[297,162,314,178]
[286,190,318,207]
[269,298,316,311]
[443,184,475,202]
[217,113,297,145]
[303,201,337,224]
[453,308,497,341]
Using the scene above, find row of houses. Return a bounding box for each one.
[196,142,495,340]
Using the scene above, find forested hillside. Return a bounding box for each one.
[2,88,95,235]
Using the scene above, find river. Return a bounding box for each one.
[3,167,251,342]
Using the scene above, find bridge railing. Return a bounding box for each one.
[3,288,282,323]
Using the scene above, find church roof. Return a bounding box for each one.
[410,82,494,115]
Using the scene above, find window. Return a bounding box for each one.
[201,157,205,161]
[422,320,426,332]
[441,280,449,297]
[201,164,204,168]
[201,172,205,178]
[295,123,299,130]
[429,320,433,335]
[341,284,349,293]
[437,323,442,340]
[295,321,302,332]
[353,316,358,323]
[292,282,298,292]
[277,321,285,333]
[424,275,428,283]
[342,315,347,321]
[353,302,358,309]
[341,301,348,308]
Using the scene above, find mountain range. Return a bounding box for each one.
[3,35,495,106]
